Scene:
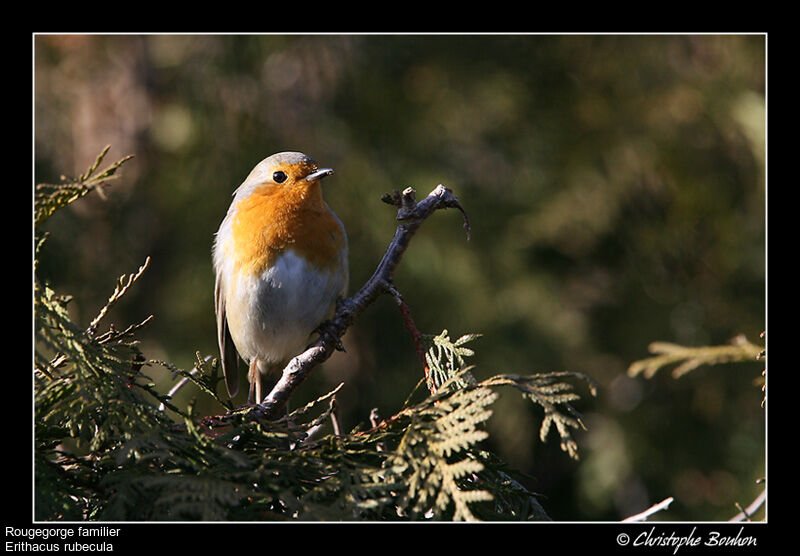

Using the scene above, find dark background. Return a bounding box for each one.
[34,34,765,521]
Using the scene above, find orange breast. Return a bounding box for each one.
[231,181,345,276]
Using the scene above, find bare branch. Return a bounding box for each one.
[158,355,214,412]
[622,497,674,522]
[386,284,431,391]
[729,489,766,522]
[254,184,469,420]
[330,397,342,437]
[369,408,381,428]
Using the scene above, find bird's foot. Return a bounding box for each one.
[315,319,346,352]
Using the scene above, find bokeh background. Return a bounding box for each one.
[34,34,765,521]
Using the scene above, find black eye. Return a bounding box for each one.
[273,171,287,183]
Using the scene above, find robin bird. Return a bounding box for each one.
[213,152,348,404]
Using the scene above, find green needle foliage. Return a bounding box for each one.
[34,148,596,522]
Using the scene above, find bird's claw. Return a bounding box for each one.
[315,319,345,352]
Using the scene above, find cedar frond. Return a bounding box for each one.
[422,329,480,394]
[483,372,597,460]
[628,335,762,379]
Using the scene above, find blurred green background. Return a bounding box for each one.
[34,34,765,521]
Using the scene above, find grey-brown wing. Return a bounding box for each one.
[215,275,240,398]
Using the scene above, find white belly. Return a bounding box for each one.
[222,249,347,371]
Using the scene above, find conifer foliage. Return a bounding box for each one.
[34,148,595,521]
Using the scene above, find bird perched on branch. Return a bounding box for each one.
[213,152,348,404]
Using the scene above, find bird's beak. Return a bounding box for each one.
[304,168,334,183]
